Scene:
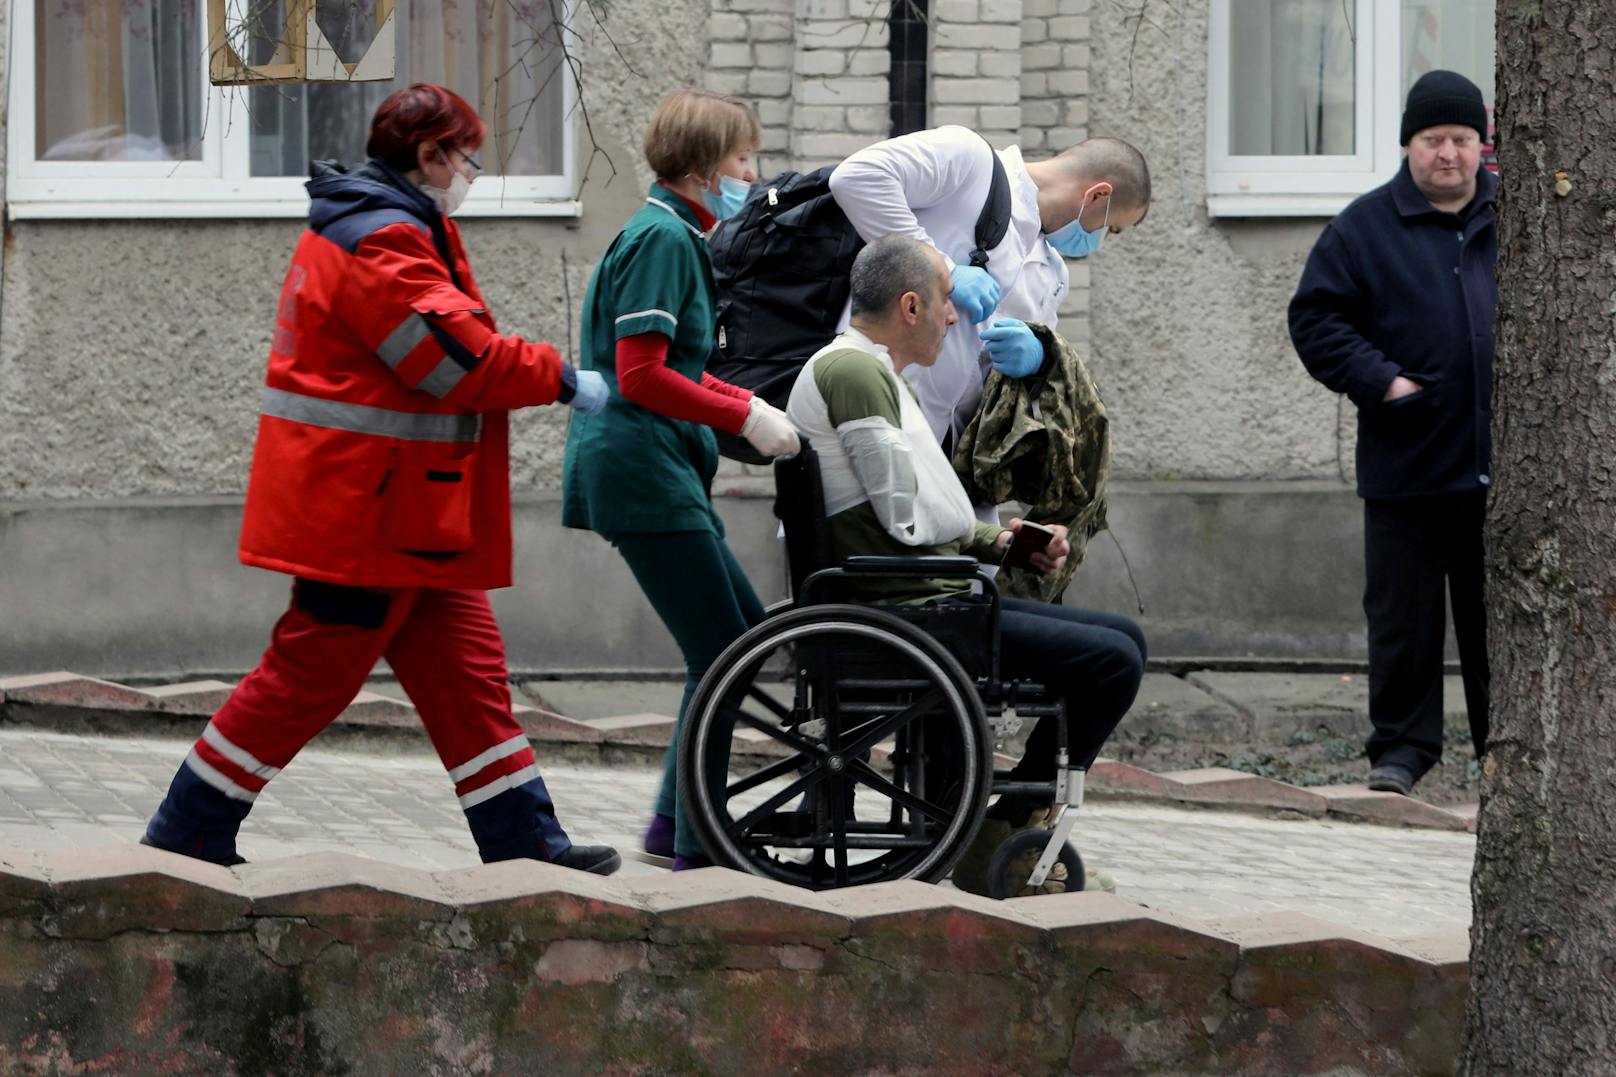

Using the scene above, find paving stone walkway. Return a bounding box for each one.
[0,727,1474,943]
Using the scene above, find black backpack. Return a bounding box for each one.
[707,137,1013,464]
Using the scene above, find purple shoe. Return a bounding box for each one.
[672,853,714,872]
[643,813,675,858]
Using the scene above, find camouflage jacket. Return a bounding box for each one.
[952,322,1111,603]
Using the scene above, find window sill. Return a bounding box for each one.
[6,198,584,221]
[1205,193,1355,219]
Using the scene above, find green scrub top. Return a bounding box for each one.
[561,185,724,537]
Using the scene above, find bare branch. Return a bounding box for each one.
[1110,0,1176,108]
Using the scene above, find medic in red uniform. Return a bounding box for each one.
[142,84,619,874]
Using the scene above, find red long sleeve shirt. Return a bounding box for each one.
[616,333,752,433]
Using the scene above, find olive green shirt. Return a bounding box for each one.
[811,347,1002,604]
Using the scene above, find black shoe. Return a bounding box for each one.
[1367,764,1415,797]
[985,792,1053,827]
[552,844,621,876]
[139,833,247,866]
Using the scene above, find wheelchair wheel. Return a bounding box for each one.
[678,603,991,890]
[986,830,1085,898]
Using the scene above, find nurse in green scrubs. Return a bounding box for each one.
[561,89,800,868]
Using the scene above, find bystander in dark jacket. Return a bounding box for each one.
[1287,69,1496,797]
[1289,159,1497,499]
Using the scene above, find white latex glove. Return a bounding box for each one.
[741,397,801,458]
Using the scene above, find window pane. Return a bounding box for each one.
[1401,0,1496,167]
[36,0,203,161]
[1228,0,1357,156]
[247,0,566,177]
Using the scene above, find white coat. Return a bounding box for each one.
[829,125,1070,449]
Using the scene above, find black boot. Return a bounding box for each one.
[551,844,622,876]
[139,832,247,867]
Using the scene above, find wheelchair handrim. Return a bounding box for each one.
[685,616,986,885]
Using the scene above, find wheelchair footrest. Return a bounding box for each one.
[990,779,1063,797]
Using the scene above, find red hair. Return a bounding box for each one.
[367,83,486,171]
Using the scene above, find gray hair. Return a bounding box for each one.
[849,235,939,319]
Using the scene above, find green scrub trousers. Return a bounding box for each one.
[607,530,766,857]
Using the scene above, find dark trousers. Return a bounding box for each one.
[608,530,766,858]
[996,599,1148,782]
[1363,492,1490,777]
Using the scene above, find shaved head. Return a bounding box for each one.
[1051,137,1152,213]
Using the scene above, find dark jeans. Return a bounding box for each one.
[1363,492,1490,777]
[991,598,1148,782]
[608,529,766,858]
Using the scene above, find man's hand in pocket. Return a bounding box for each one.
[1383,375,1425,402]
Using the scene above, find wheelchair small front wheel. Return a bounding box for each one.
[986,830,1085,898]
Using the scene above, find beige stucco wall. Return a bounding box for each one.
[0,5,1399,667]
[0,6,707,501]
[0,1,1369,501]
[1084,0,1356,483]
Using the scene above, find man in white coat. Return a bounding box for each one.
[829,126,1151,457]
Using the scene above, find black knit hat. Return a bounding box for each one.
[1400,70,1487,145]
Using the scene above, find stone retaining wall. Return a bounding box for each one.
[0,847,1465,1074]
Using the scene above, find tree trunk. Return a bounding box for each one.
[1461,2,1616,1072]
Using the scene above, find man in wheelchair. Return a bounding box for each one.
[784,235,1147,895]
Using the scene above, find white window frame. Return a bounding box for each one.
[7,4,580,219]
[1206,0,1409,217]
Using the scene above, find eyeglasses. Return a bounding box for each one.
[450,146,483,176]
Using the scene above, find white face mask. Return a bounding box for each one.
[421,169,471,216]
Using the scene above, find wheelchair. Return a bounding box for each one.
[676,444,1088,895]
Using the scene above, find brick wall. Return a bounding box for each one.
[1018,0,1092,159]
[1021,0,1094,343]
[706,0,892,172]
[707,0,1091,163]
[930,0,1024,148]
[790,0,892,168]
[704,0,1093,340]
[706,0,797,161]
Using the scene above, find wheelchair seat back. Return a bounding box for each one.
[773,444,998,680]
[774,444,833,599]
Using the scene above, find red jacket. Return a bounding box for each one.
[239,160,579,589]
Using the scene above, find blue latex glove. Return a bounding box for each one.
[567,368,608,415]
[979,319,1043,378]
[950,264,1001,324]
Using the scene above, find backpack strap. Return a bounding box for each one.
[968,135,1013,269]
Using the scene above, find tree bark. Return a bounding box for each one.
[1461,2,1616,1072]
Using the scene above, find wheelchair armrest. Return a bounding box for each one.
[802,559,1001,600]
[840,555,979,577]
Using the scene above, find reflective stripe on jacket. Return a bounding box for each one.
[239,160,576,589]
